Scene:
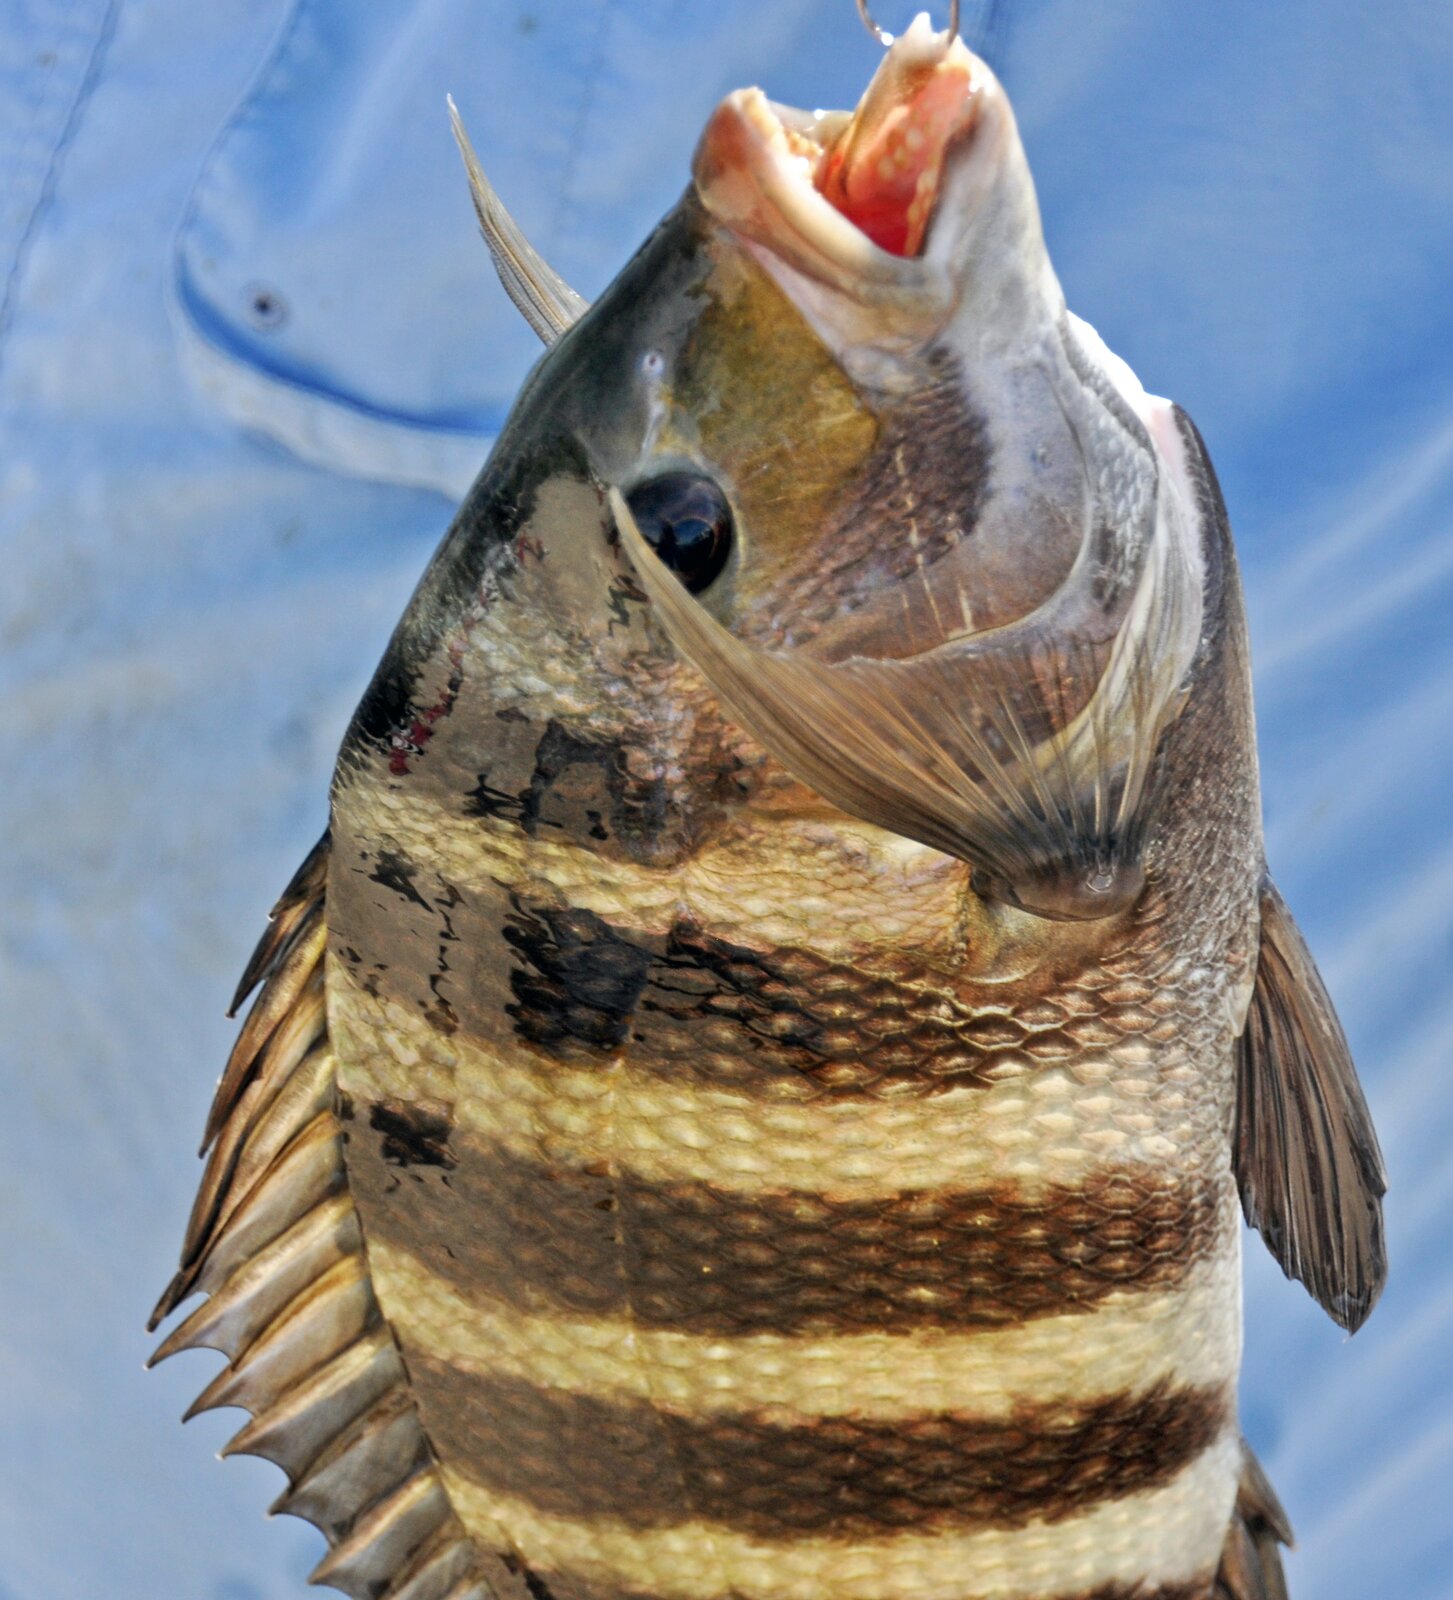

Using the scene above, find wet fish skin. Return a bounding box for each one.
[153,18,1382,1600]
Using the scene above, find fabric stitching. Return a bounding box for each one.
[0,0,122,373]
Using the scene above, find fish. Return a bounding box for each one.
[151,14,1387,1600]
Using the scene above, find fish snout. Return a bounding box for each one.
[691,16,1027,357]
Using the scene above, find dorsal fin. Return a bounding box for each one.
[1235,876,1387,1332]
[447,96,588,344]
[150,833,522,1600]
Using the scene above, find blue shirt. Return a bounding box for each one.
[2,3,1450,1596]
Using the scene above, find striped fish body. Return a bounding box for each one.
[156,21,1386,1600]
[320,406,1259,1598]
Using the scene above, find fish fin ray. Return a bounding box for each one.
[447,96,588,344]
[611,486,1166,921]
[205,900,327,1154]
[151,840,508,1599]
[306,1472,453,1598]
[1214,1440,1293,1600]
[229,830,331,1016]
[1235,876,1388,1331]
[378,1529,501,1600]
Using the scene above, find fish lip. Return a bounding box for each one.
[691,18,993,330]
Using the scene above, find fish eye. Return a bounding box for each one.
[624,471,734,594]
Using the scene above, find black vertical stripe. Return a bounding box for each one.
[411,1360,1230,1538]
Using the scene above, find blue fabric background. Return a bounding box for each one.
[2,2,1450,1595]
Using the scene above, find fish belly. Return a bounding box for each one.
[329,796,1243,1600]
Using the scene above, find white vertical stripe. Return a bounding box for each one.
[441,1429,1241,1600]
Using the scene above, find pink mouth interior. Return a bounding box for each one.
[810,53,977,256]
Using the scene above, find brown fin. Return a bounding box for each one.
[1215,1441,1293,1600]
[381,1534,483,1600]
[153,838,504,1597]
[182,1254,375,1421]
[229,831,331,1016]
[447,96,588,344]
[308,1473,453,1598]
[1237,1445,1295,1549]
[205,904,327,1153]
[272,1389,426,1537]
[150,869,332,1333]
[152,1194,361,1367]
[178,1020,333,1288]
[187,1113,346,1308]
[1235,876,1388,1332]
[220,1330,405,1478]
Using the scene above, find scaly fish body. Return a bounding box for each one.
[155,18,1383,1600]
[326,579,1253,1595]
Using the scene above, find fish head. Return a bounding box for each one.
[628,16,1095,661]
[341,15,1221,920]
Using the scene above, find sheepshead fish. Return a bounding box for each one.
[152,16,1387,1600]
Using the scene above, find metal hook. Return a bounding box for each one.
[855,0,960,47]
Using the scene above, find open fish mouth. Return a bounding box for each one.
[694,16,991,314]
[623,23,1213,923]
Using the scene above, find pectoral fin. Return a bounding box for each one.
[1235,877,1387,1332]
[609,486,1188,921]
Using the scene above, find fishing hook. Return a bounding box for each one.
[856,0,960,47]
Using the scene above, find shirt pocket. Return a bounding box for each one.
[171,0,603,498]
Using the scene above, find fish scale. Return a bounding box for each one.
[316,526,1254,1591]
[153,16,1380,1600]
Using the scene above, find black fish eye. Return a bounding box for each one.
[624,471,734,594]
